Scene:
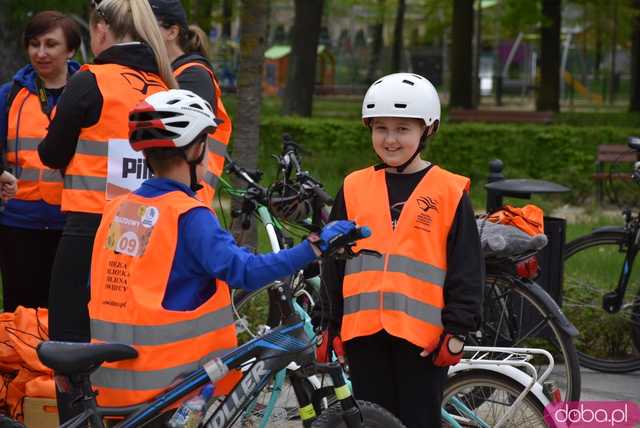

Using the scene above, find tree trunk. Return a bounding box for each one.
[366,0,386,84]
[192,0,215,35]
[232,0,270,247]
[608,0,619,105]
[536,0,561,112]
[222,0,233,39]
[450,0,474,109]
[281,0,325,117]
[391,0,406,72]
[631,0,640,111]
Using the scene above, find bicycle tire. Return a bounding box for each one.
[311,400,406,428]
[442,369,547,427]
[563,231,640,373]
[478,275,581,401]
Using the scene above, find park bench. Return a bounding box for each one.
[593,144,640,205]
[448,109,554,124]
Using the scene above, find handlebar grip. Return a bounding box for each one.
[312,186,334,206]
[325,226,371,255]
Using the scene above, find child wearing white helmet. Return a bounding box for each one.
[314,73,484,428]
[87,89,361,417]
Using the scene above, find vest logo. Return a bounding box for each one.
[417,196,439,213]
[121,72,164,95]
[415,195,438,232]
[122,158,153,180]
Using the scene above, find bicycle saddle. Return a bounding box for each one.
[37,341,138,374]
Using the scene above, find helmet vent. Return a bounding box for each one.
[367,104,375,109]
[167,121,189,128]
[374,79,383,85]
[402,79,415,86]
[189,103,203,110]
[167,99,180,105]
[394,103,407,109]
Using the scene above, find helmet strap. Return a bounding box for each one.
[181,138,207,192]
[376,131,428,173]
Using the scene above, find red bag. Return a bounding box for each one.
[487,204,544,236]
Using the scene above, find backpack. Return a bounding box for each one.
[486,204,544,236]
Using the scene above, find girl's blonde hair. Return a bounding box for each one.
[90,0,178,89]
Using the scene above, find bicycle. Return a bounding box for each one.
[562,136,640,373]
[35,226,406,428]
[220,137,567,427]
[223,135,581,403]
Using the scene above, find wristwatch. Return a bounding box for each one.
[447,334,466,354]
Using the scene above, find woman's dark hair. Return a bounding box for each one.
[23,10,82,52]
[160,20,209,58]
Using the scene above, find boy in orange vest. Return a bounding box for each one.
[314,73,484,428]
[88,89,359,410]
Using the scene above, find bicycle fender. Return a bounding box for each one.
[590,226,625,235]
[520,279,580,337]
[447,364,552,411]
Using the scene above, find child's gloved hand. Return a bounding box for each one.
[308,221,370,255]
[420,332,465,367]
[316,329,345,364]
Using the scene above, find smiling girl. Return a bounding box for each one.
[314,73,484,428]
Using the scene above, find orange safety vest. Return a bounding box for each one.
[61,64,167,214]
[88,190,237,407]
[174,62,231,206]
[341,166,470,349]
[6,88,63,205]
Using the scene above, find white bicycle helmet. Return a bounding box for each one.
[362,73,441,136]
[129,89,218,151]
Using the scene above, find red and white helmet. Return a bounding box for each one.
[128,89,218,151]
[362,73,440,135]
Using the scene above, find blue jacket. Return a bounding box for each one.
[131,177,317,310]
[0,61,80,230]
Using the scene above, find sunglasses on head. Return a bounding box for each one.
[90,0,108,22]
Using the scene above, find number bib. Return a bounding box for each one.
[105,200,160,257]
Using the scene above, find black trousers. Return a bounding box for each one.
[345,330,448,428]
[49,232,95,424]
[0,225,61,311]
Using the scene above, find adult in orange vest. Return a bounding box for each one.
[150,0,232,206]
[0,11,81,312]
[314,73,484,428]
[89,89,358,412]
[35,1,178,422]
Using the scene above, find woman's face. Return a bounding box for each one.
[27,27,73,81]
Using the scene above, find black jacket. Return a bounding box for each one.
[172,53,218,113]
[316,165,485,337]
[37,43,161,236]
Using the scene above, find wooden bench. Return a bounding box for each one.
[448,109,554,124]
[593,144,640,205]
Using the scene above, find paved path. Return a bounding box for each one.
[579,368,640,402]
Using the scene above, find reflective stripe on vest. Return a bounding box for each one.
[6,89,64,205]
[89,191,238,406]
[62,64,167,213]
[174,62,231,206]
[91,304,234,346]
[340,165,470,348]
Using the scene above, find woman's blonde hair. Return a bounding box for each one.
[90,0,178,89]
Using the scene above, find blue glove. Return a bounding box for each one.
[317,220,358,253]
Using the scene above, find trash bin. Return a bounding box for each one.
[536,216,566,305]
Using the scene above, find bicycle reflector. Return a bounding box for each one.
[515,256,539,280]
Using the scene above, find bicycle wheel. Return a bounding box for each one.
[442,370,547,428]
[311,400,406,428]
[478,275,581,401]
[563,231,640,373]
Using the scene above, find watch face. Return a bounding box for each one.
[448,336,465,354]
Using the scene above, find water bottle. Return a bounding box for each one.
[167,383,214,428]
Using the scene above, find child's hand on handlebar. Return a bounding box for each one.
[307,221,371,256]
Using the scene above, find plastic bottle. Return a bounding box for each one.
[167,383,214,428]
